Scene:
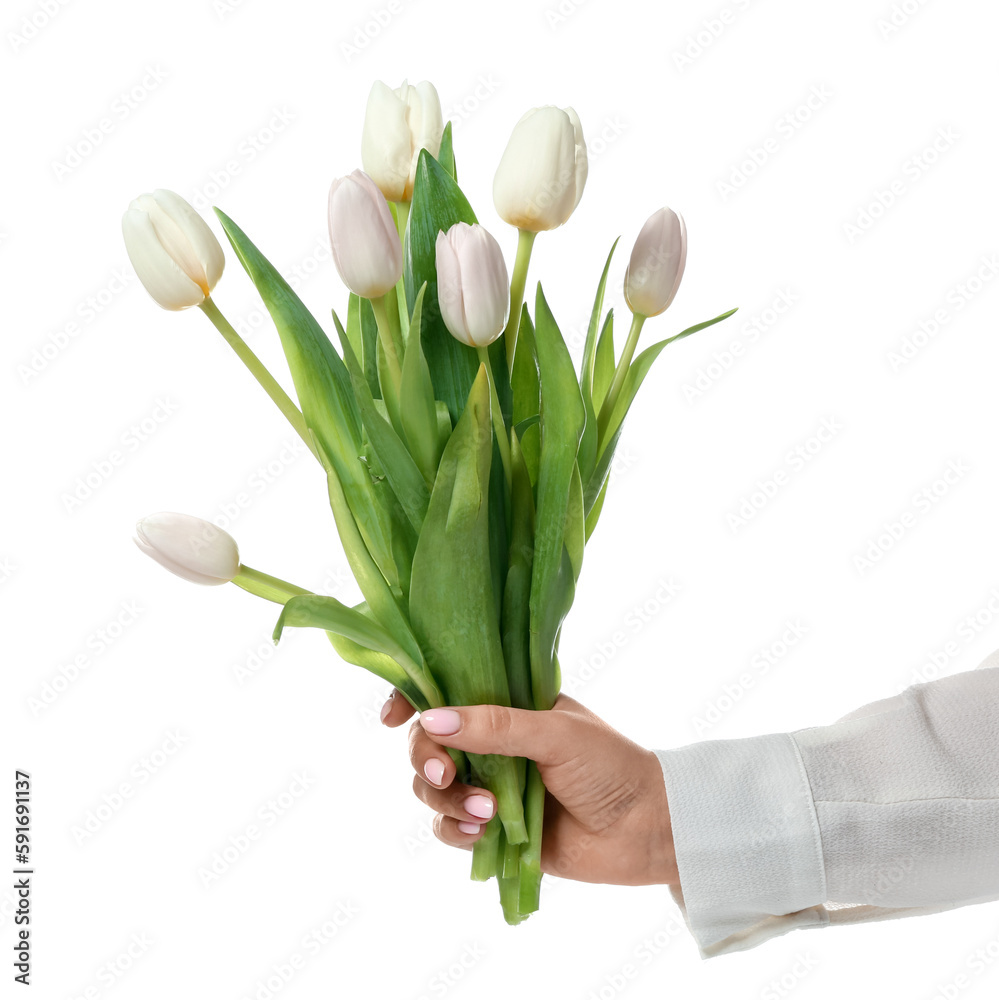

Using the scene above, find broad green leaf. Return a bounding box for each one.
[404,148,481,422]
[409,367,509,705]
[332,310,429,536]
[400,284,441,486]
[501,432,535,711]
[529,284,585,711]
[564,461,584,583]
[325,630,426,712]
[274,595,432,710]
[577,239,619,487]
[592,309,616,413]
[215,209,398,587]
[408,368,527,842]
[313,433,424,671]
[511,307,540,483]
[437,121,456,181]
[349,293,381,399]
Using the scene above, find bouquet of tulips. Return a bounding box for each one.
[125,80,735,923]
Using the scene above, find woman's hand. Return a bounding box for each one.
[380,691,678,887]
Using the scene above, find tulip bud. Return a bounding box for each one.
[623,207,687,317]
[327,170,403,299]
[122,189,225,310]
[361,79,444,203]
[493,106,588,232]
[134,512,239,586]
[435,223,510,348]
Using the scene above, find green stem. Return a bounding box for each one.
[370,294,404,395]
[597,312,646,440]
[517,759,545,914]
[392,200,411,340]
[471,816,501,881]
[231,565,312,605]
[503,229,537,375]
[476,346,513,496]
[199,298,319,463]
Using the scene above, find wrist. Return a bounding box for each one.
[640,748,678,885]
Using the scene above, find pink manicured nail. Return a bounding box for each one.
[457,821,481,835]
[420,709,461,735]
[424,758,446,786]
[464,794,494,819]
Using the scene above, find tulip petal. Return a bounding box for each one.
[361,80,411,202]
[328,170,403,298]
[122,208,205,310]
[151,189,225,292]
[134,512,238,585]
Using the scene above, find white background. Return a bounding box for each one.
[4,0,999,996]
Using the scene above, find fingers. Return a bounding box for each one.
[432,814,483,849]
[417,699,578,765]
[379,688,416,728]
[408,718,460,789]
[412,774,496,829]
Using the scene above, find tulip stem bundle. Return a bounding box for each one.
[125,81,737,926]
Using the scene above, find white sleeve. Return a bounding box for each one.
[653,650,999,958]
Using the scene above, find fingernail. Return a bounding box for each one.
[379,694,394,724]
[420,709,460,735]
[457,821,481,835]
[464,794,494,820]
[424,758,446,786]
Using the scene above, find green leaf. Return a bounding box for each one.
[400,284,442,486]
[409,368,527,843]
[577,240,619,488]
[501,432,535,711]
[312,433,425,671]
[511,306,540,484]
[581,239,619,396]
[564,461,584,583]
[404,148,481,422]
[274,595,428,710]
[409,367,509,705]
[437,121,456,181]
[215,209,398,587]
[332,310,429,536]
[349,293,381,399]
[584,477,608,541]
[592,309,616,414]
[529,284,585,711]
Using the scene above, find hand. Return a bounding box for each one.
[380,691,678,887]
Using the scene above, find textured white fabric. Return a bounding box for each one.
[654,650,999,958]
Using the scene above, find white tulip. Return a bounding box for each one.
[361,79,444,203]
[327,169,403,299]
[623,207,687,317]
[493,106,588,232]
[134,512,239,586]
[435,222,510,348]
[122,189,225,310]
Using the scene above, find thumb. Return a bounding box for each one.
[419,704,572,766]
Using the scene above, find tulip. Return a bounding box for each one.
[327,169,403,299]
[361,79,444,203]
[623,207,687,318]
[122,189,225,310]
[493,106,588,232]
[435,223,510,348]
[134,512,239,585]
